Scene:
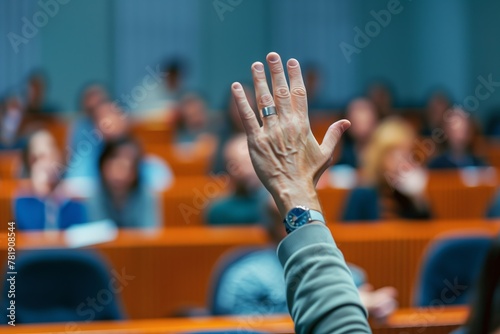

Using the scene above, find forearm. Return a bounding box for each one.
[277,223,370,334]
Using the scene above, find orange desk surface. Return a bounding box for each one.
[0,222,498,318]
[0,307,467,334]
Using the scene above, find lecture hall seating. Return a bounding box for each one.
[1,221,498,318]
[0,306,468,333]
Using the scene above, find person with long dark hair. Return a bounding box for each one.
[85,136,160,228]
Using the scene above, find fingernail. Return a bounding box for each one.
[288,59,298,68]
[232,82,242,90]
[268,53,279,63]
[254,63,264,72]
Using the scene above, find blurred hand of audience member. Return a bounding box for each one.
[358,284,398,321]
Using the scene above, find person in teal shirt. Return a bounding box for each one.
[205,134,266,225]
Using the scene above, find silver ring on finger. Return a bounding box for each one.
[262,106,277,118]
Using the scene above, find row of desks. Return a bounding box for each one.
[0,306,468,333]
[0,221,499,319]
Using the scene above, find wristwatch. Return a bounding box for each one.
[284,206,326,234]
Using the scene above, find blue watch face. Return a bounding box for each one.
[286,207,310,229]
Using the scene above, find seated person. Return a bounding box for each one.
[428,109,487,169]
[172,93,217,159]
[0,96,25,150]
[205,134,266,225]
[335,98,379,168]
[85,136,160,228]
[421,91,451,136]
[342,117,431,221]
[213,195,398,320]
[15,130,87,230]
[66,99,129,181]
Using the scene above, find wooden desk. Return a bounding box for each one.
[0,222,498,318]
[0,307,467,334]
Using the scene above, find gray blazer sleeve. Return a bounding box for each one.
[277,223,370,334]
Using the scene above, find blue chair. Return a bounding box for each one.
[1,249,125,324]
[14,197,88,230]
[414,234,493,306]
[209,247,264,316]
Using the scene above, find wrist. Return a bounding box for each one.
[272,182,322,218]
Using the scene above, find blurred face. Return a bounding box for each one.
[382,142,413,176]
[181,98,207,130]
[102,144,139,194]
[94,103,128,139]
[225,136,261,192]
[369,85,391,115]
[31,158,60,197]
[445,113,471,151]
[427,94,449,127]
[83,87,108,116]
[28,130,62,168]
[347,100,378,142]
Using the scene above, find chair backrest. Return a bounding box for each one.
[1,249,125,324]
[414,234,493,307]
[209,247,264,316]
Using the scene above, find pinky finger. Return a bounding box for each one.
[231,82,261,136]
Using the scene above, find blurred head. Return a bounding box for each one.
[178,94,208,131]
[362,117,417,186]
[162,59,185,92]
[93,102,129,140]
[443,108,474,153]
[303,65,321,99]
[26,73,47,108]
[224,134,261,193]
[30,158,61,197]
[81,85,109,118]
[368,83,392,117]
[426,92,450,128]
[23,129,63,176]
[99,137,142,196]
[346,98,378,143]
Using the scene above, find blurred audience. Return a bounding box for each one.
[205,134,265,225]
[0,96,25,149]
[25,72,60,115]
[66,99,129,181]
[211,85,256,174]
[336,98,379,168]
[428,108,488,169]
[421,91,451,136]
[86,136,160,228]
[15,129,87,230]
[213,195,398,319]
[172,93,217,159]
[134,58,187,120]
[368,83,394,118]
[343,117,431,221]
[303,63,329,111]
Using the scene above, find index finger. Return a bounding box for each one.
[231,82,261,136]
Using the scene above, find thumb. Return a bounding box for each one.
[320,119,351,158]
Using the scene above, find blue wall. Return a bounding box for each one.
[2,0,500,120]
